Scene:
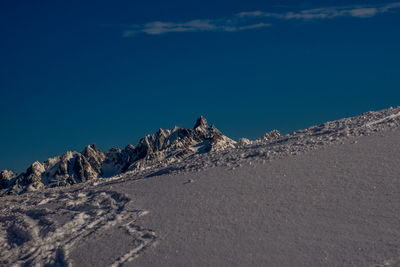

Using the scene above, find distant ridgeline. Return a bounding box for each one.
[2,106,400,197]
[0,116,280,195]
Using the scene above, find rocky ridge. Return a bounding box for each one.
[3,106,399,196]
[110,106,400,180]
[0,116,244,195]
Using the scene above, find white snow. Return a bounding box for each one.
[1,106,400,266]
[365,110,400,127]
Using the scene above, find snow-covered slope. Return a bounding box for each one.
[0,106,400,266]
[0,116,238,195]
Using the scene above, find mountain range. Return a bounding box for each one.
[0,116,279,195]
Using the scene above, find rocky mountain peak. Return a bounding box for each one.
[29,161,45,174]
[193,116,208,129]
[0,170,17,190]
[1,116,237,195]
[83,144,102,157]
[0,170,17,180]
[82,144,105,174]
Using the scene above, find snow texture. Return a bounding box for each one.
[0,188,156,266]
[1,106,400,266]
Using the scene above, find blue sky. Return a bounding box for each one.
[1,0,400,172]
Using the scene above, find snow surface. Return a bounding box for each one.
[1,106,400,266]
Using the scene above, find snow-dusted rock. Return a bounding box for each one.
[0,170,16,189]
[82,144,105,174]
[3,106,400,196]
[124,116,236,170]
[0,116,237,195]
[257,129,281,142]
[14,161,45,192]
[237,138,253,146]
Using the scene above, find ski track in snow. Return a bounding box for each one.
[1,106,400,266]
[365,110,400,127]
[0,188,156,266]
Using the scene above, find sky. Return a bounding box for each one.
[1,0,400,172]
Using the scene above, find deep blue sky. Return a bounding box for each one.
[1,0,400,172]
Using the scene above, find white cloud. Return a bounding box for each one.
[123,18,271,37]
[123,2,400,37]
[237,2,400,20]
[141,20,217,35]
[238,23,271,31]
[237,11,265,18]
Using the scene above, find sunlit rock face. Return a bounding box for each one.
[0,170,17,190]
[1,117,238,195]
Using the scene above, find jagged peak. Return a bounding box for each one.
[0,170,17,180]
[193,116,208,129]
[28,161,45,174]
[1,115,237,195]
[62,151,76,160]
[31,160,43,168]
[172,125,181,132]
[83,144,101,153]
[156,128,170,137]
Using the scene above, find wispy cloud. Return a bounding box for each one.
[237,2,400,20]
[123,19,271,37]
[123,2,400,37]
